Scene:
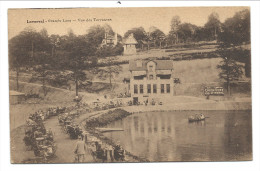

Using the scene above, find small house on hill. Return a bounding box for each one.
[101,32,118,47]
[123,33,138,55]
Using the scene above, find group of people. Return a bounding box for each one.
[23,104,84,161]
[25,97,131,163]
[117,92,131,98]
[24,109,57,160]
[91,100,123,111]
[26,107,67,124]
[67,124,83,139]
[90,141,125,162]
[58,112,83,139]
[188,113,206,122]
[74,135,125,163]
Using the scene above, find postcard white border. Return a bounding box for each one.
[1,1,259,171]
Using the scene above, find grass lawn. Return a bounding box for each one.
[101,57,250,97]
[102,58,222,84]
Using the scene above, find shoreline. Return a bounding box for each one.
[122,101,252,113]
[10,99,252,163]
[81,109,149,162]
[79,102,252,163]
[79,100,251,162]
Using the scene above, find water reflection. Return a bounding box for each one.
[103,110,252,161]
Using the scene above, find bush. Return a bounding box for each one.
[48,77,69,88]
[86,109,131,128]
[96,44,124,58]
[112,44,124,56]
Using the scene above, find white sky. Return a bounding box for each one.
[9,7,249,39]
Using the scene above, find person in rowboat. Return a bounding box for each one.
[199,113,205,120]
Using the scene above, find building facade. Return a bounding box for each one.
[129,60,174,104]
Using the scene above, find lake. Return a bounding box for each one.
[102,110,252,162]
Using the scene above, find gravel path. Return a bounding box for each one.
[44,116,95,163]
[11,114,97,163]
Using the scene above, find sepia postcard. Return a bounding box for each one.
[8,7,252,164]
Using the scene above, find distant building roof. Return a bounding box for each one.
[10,90,25,96]
[129,60,173,71]
[124,33,138,45]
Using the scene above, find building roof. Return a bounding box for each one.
[124,33,138,45]
[10,90,25,96]
[129,60,173,71]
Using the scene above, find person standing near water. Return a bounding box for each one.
[74,136,87,162]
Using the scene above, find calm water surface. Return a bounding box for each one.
[103,110,252,161]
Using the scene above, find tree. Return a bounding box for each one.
[218,9,250,45]
[217,48,243,96]
[177,23,197,43]
[166,33,176,47]
[67,36,86,96]
[9,35,29,91]
[62,33,97,96]
[95,44,123,90]
[31,28,53,96]
[204,12,222,41]
[217,9,251,78]
[33,61,51,96]
[95,57,122,90]
[85,24,114,48]
[193,26,208,42]
[150,28,166,48]
[33,49,53,96]
[169,16,181,44]
[49,34,61,58]
[9,27,49,91]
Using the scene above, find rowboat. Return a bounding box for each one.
[188,114,205,122]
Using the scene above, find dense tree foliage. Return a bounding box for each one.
[169,16,181,44]
[9,27,50,68]
[217,48,244,95]
[216,9,251,94]
[95,57,122,90]
[218,9,250,45]
[204,12,222,41]
[9,24,125,95]
[150,28,166,48]
[85,25,106,49]
[58,32,98,96]
[177,23,197,43]
[9,27,52,90]
[9,9,250,96]
[95,44,124,58]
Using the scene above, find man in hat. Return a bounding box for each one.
[74,136,87,162]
